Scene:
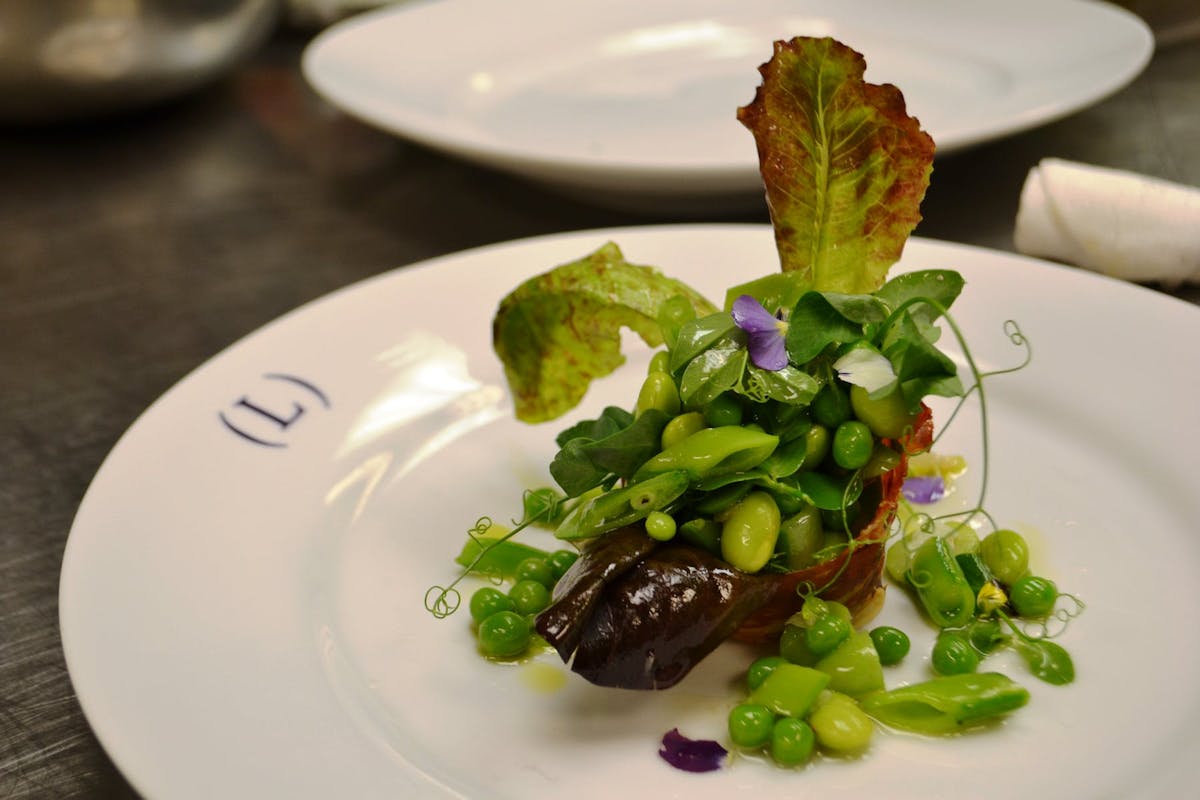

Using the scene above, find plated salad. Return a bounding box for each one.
[427,37,1079,772]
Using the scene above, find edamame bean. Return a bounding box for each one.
[776,507,826,570]
[648,350,671,374]
[832,421,874,469]
[477,611,530,658]
[644,511,677,542]
[508,579,552,615]
[728,703,775,748]
[810,692,873,753]
[1010,575,1058,618]
[770,718,816,766]
[720,491,781,573]
[849,384,918,439]
[636,371,681,417]
[869,626,910,666]
[469,587,514,625]
[800,424,830,470]
[660,411,706,450]
[980,529,1030,586]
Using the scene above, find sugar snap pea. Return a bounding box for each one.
[633,426,779,483]
[860,673,1030,735]
[555,470,689,541]
[908,536,976,628]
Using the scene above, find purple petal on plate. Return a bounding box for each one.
[658,728,727,772]
[731,295,779,334]
[902,475,945,504]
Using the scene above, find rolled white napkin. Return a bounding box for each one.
[1014,158,1200,286]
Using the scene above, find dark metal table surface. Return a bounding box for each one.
[2,24,1197,800]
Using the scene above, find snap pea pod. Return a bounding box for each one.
[860,673,1030,735]
[633,426,779,483]
[908,536,976,628]
[814,631,885,696]
[455,535,550,581]
[555,470,689,541]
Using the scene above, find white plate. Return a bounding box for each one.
[61,226,1200,799]
[301,0,1152,207]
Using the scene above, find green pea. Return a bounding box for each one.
[644,511,677,542]
[779,624,818,666]
[660,411,706,450]
[703,392,743,427]
[720,491,781,573]
[636,371,680,417]
[747,655,788,691]
[515,557,555,588]
[508,579,551,615]
[813,382,851,428]
[821,502,860,534]
[869,626,910,666]
[810,692,873,753]
[980,529,1030,586]
[832,421,874,470]
[770,718,816,766]
[648,350,671,375]
[469,587,514,625]
[849,384,918,439]
[932,633,979,676]
[546,549,578,581]
[806,614,851,656]
[477,611,530,658]
[1010,575,1058,618]
[728,703,775,748]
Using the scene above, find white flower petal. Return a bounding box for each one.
[833,347,896,393]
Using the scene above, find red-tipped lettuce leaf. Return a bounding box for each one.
[737,37,935,293]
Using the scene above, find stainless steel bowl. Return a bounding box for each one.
[0,0,282,123]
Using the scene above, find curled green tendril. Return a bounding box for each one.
[424,585,461,619]
[425,490,580,620]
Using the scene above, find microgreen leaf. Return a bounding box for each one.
[678,340,749,407]
[785,291,866,363]
[549,408,670,496]
[493,242,716,423]
[737,37,934,292]
[668,312,737,372]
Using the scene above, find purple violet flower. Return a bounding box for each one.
[658,728,727,772]
[731,294,788,371]
[902,475,946,504]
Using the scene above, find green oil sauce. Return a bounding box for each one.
[520,661,568,694]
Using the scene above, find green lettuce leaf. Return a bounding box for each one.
[737,37,935,293]
[493,243,716,422]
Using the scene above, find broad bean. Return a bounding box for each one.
[660,411,706,450]
[635,371,680,417]
[849,384,919,439]
[979,529,1029,586]
[720,491,782,573]
[809,692,873,753]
